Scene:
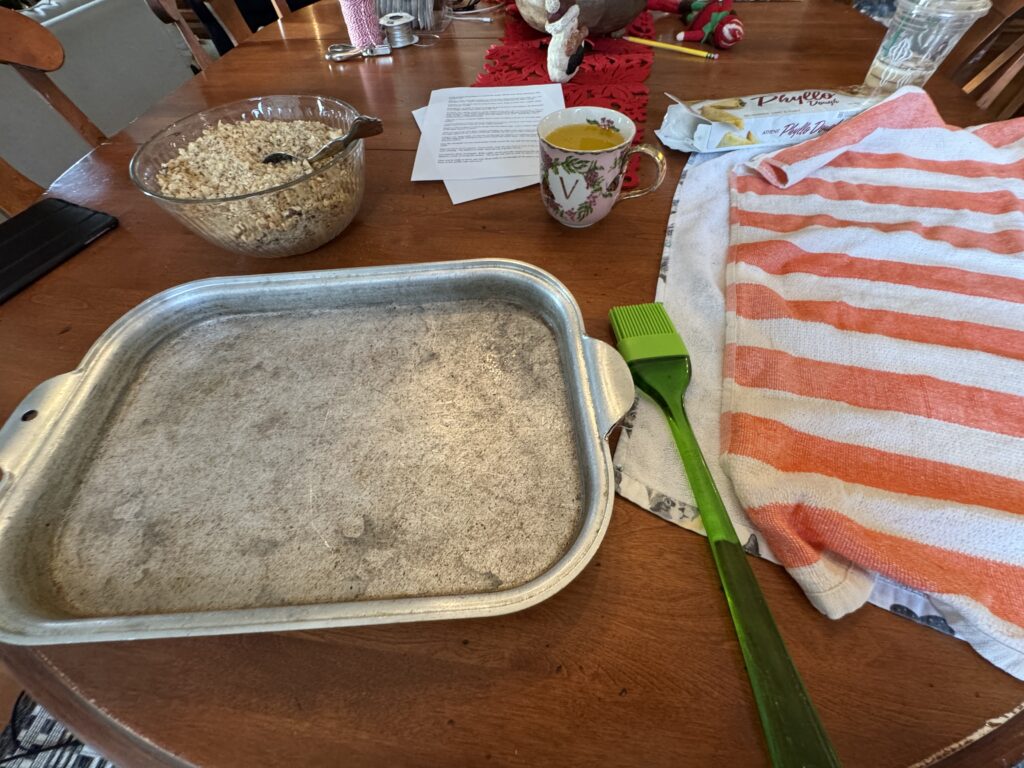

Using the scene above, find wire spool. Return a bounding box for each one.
[380,12,418,48]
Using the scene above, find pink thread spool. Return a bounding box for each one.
[340,0,383,49]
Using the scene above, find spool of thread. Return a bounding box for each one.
[341,0,384,49]
[380,12,417,48]
[376,0,433,31]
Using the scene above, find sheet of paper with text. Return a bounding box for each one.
[411,107,536,204]
[411,84,565,182]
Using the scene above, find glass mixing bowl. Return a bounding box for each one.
[130,95,366,258]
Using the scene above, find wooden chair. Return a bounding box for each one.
[0,159,45,219]
[145,0,215,70]
[945,0,1024,118]
[197,0,311,50]
[0,7,106,217]
[204,0,261,47]
[946,0,1024,80]
[962,27,1024,118]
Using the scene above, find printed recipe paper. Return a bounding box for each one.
[412,85,565,181]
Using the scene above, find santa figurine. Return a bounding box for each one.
[648,0,743,49]
[545,0,589,83]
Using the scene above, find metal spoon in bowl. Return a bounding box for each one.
[262,115,383,165]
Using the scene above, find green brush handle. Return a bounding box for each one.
[665,399,842,768]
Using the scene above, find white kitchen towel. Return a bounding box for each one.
[614,87,1024,678]
[614,148,770,552]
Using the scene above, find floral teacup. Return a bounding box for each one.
[538,106,666,228]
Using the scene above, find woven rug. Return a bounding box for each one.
[1,693,111,768]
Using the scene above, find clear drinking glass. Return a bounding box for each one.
[862,0,991,95]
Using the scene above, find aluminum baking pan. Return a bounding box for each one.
[0,259,633,644]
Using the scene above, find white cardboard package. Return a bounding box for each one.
[656,89,871,154]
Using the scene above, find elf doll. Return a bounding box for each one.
[648,0,744,49]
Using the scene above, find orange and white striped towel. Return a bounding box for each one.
[722,86,1024,676]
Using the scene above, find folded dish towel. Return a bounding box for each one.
[722,87,1024,676]
[616,87,1024,678]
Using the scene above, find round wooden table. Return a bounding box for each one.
[1,2,1021,765]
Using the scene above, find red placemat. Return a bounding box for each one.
[474,5,656,187]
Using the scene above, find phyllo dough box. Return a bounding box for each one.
[656,89,870,154]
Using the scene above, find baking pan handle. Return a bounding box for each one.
[582,337,636,438]
[0,373,79,485]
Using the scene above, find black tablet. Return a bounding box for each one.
[0,198,118,305]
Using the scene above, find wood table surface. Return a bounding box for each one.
[1,1,1022,766]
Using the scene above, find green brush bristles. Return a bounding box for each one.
[609,303,688,363]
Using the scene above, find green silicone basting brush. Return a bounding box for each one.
[610,302,841,768]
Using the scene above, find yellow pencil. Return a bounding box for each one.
[623,36,718,61]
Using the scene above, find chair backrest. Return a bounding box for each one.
[0,6,64,71]
[0,8,109,216]
[0,8,105,147]
[145,0,215,70]
[946,0,1024,77]
[947,0,1024,120]
[963,28,1024,119]
[205,0,257,47]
